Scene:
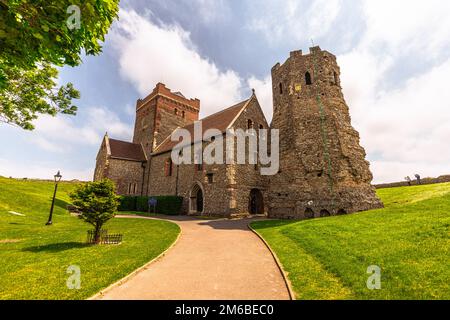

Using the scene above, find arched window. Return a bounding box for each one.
[174,108,178,115]
[305,72,312,85]
[247,119,253,130]
[279,82,283,94]
[320,209,330,217]
[164,158,173,177]
[181,110,185,118]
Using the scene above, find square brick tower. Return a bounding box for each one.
[132,82,200,157]
[269,47,383,219]
[132,83,200,195]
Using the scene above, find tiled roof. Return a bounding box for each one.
[153,97,251,155]
[109,138,146,161]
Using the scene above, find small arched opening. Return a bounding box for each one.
[320,209,331,217]
[189,183,204,214]
[249,189,264,215]
[279,82,283,95]
[305,72,312,85]
[305,208,315,219]
[337,209,347,215]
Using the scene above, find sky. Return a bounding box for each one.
[1,0,449,183]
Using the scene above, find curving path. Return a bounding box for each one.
[95,215,290,300]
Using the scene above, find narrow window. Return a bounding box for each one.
[305,72,312,85]
[207,173,214,184]
[165,158,173,176]
[279,82,283,94]
[247,119,253,130]
[174,108,178,115]
[333,71,338,85]
[195,151,203,172]
[181,110,185,118]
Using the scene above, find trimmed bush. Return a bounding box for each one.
[117,195,183,216]
[118,195,137,211]
[154,196,183,215]
[136,196,149,212]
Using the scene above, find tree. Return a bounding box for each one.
[70,179,120,244]
[0,63,79,129]
[0,0,120,129]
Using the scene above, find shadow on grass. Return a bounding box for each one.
[54,198,70,212]
[22,242,92,253]
[250,219,300,230]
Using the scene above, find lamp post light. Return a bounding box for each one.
[46,171,62,226]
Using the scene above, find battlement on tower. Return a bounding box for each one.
[136,82,200,112]
[271,46,337,73]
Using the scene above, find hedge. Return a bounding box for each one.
[118,195,136,211]
[118,195,183,215]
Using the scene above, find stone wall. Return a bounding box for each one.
[93,138,109,181]
[147,96,271,217]
[148,142,232,216]
[227,96,271,216]
[133,99,156,157]
[106,158,144,195]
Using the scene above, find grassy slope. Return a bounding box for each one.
[0,177,180,300]
[252,183,450,300]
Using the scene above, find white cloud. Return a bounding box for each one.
[247,0,342,45]
[190,0,231,24]
[248,76,273,122]
[110,9,243,117]
[27,106,133,153]
[338,0,450,183]
[362,0,450,57]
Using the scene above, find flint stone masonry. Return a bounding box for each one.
[94,47,383,218]
[269,46,383,218]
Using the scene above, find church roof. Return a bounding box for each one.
[152,96,253,155]
[108,138,146,162]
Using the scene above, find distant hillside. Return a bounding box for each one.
[374,174,450,189]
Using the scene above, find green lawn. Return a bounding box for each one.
[0,177,180,300]
[251,183,450,300]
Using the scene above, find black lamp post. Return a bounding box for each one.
[46,170,62,226]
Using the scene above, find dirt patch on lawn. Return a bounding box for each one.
[0,239,23,243]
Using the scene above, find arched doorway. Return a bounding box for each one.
[305,208,315,219]
[249,189,264,215]
[190,183,204,214]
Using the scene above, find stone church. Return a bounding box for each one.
[94,46,383,218]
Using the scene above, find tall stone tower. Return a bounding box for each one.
[269,46,383,219]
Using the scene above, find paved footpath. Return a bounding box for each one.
[96,216,291,300]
